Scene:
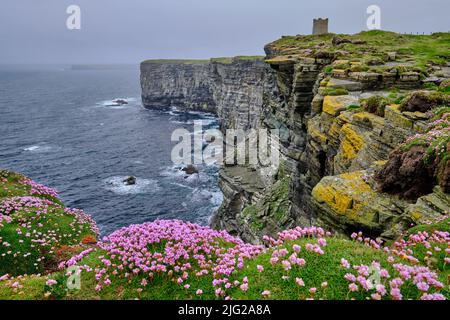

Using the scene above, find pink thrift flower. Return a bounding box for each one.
[344,273,356,282]
[348,283,358,292]
[240,283,249,292]
[295,278,305,287]
[281,260,291,271]
[46,279,57,286]
[318,238,327,247]
[341,258,350,269]
[371,293,382,300]
[0,274,9,282]
[261,290,271,298]
[416,282,429,292]
[390,288,402,300]
[375,284,386,296]
[256,265,264,273]
[380,269,390,278]
[270,257,279,265]
[196,289,203,295]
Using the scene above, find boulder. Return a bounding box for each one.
[113,99,128,105]
[332,36,351,46]
[387,52,397,61]
[182,164,199,175]
[123,176,136,185]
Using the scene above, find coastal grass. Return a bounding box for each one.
[0,170,61,204]
[268,30,450,74]
[0,205,95,276]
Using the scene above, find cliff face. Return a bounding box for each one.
[140,32,450,242]
[141,61,216,113]
[140,58,277,130]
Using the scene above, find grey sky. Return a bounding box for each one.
[0,0,448,64]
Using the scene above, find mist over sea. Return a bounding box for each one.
[0,65,222,236]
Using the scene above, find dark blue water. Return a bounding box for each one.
[0,65,222,235]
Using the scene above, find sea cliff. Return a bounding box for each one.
[140,31,450,242]
[140,57,276,130]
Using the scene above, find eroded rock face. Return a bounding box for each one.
[399,91,449,113]
[140,58,277,130]
[375,146,435,199]
[439,156,450,193]
[312,167,450,239]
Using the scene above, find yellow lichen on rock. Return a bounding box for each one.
[323,96,344,116]
[323,95,359,117]
[340,124,365,160]
[352,111,385,128]
[308,121,328,144]
[384,105,413,130]
[312,171,375,219]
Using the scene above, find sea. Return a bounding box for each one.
[0,65,222,236]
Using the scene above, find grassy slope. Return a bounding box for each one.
[0,170,97,297]
[9,222,447,300]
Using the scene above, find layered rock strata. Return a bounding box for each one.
[141,32,450,242]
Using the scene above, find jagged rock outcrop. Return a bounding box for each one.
[312,165,450,239]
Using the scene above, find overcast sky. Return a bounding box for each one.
[0,0,448,64]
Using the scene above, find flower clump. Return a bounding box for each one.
[0,170,59,200]
[20,178,60,200]
[403,109,449,165]
[92,220,264,297]
[0,195,98,275]
[346,226,449,300]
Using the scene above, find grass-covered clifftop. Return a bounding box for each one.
[266,30,449,71]
[0,169,448,300]
[142,56,264,65]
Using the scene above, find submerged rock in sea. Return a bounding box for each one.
[123,176,136,185]
[182,165,199,175]
[108,99,128,106]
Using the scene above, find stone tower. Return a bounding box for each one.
[313,18,329,35]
